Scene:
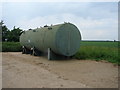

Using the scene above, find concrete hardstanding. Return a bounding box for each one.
[20,23,81,57]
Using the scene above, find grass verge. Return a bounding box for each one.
[1,41,119,65]
[2,42,22,52]
[73,45,119,65]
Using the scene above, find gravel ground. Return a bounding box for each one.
[2,52,118,88]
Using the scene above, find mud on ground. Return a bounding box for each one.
[2,52,118,88]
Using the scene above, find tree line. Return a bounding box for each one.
[0,20,23,42]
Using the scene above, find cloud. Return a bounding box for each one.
[17,13,118,40]
[0,3,2,20]
[2,2,118,40]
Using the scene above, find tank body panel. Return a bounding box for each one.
[20,23,81,56]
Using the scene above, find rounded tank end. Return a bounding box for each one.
[56,23,81,56]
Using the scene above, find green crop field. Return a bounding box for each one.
[81,41,118,48]
[73,41,119,65]
[1,41,120,65]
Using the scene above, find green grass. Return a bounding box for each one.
[2,42,22,52]
[1,41,119,65]
[81,41,118,47]
[73,41,119,65]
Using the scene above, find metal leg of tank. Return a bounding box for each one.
[48,48,51,60]
[22,46,30,54]
[32,47,37,56]
[30,49,33,55]
[48,48,67,60]
[32,47,41,56]
[22,48,26,54]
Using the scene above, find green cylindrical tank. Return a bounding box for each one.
[20,23,81,56]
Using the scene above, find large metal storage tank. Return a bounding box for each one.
[20,23,81,59]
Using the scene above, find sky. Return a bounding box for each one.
[0,1,118,41]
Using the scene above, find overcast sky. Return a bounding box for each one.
[1,2,118,40]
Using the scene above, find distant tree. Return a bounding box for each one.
[0,20,4,27]
[0,20,23,42]
[10,26,23,42]
[0,20,9,42]
[0,20,3,41]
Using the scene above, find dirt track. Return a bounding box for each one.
[2,52,118,88]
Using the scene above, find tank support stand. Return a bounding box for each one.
[31,47,42,56]
[22,46,30,54]
[48,48,69,60]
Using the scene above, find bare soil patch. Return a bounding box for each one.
[2,52,118,88]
